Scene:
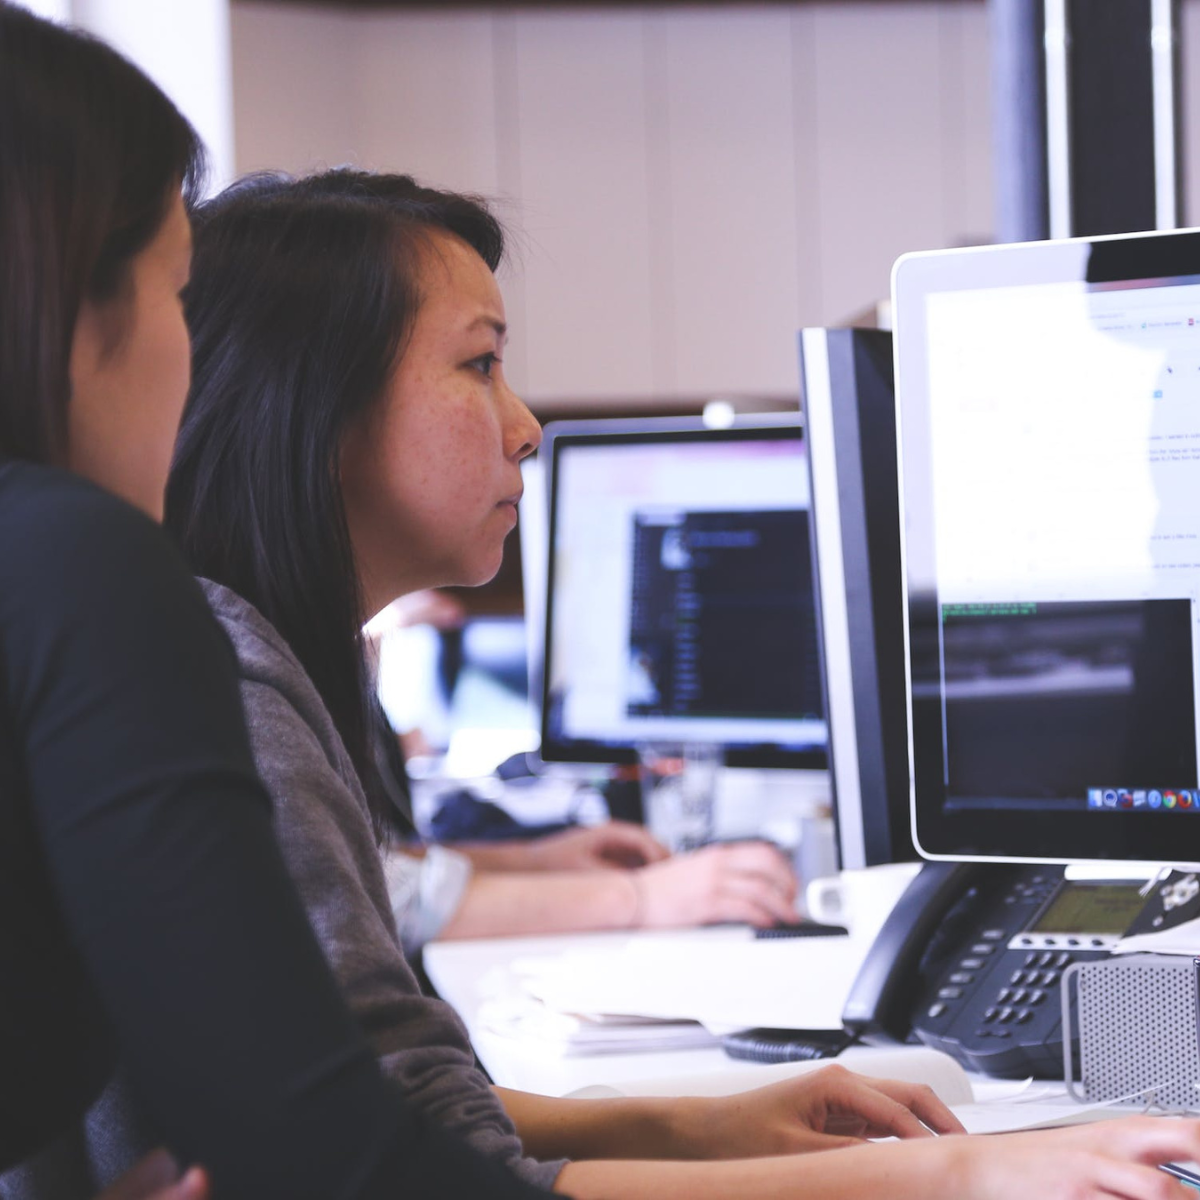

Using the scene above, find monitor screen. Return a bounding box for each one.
[538,417,827,769]
[894,229,1200,865]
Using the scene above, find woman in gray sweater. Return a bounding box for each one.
[163,168,1198,1200]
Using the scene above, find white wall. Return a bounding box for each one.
[231,2,995,406]
[14,0,236,190]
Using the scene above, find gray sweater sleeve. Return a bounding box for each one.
[202,582,564,1191]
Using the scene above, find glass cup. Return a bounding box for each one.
[637,741,722,853]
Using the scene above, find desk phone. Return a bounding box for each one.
[843,862,1193,1078]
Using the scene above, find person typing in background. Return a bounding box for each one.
[366,592,801,956]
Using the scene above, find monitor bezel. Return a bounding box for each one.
[799,326,919,870]
[536,414,828,770]
[894,226,1200,866]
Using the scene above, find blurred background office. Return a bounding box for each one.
[20,0,1198,775]
[22,0,1200,410]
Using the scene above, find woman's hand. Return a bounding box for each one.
[638,841,798,928]
[552,1115,1200,1200]
[98,1150,207,1200]
[674,1063,963,1159]
[933,1116,1200,1200]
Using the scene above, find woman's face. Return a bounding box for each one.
[341,231,542,619]
[66,192,192,521]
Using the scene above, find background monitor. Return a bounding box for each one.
[799,327,919,870]
[538,416,827,770]
[894,228,1200,866]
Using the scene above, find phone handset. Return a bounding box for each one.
[841,860,988,1041]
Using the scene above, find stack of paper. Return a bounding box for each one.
[510,931,864,1032]
[478,993,718,1056]
[474,925,874,1055]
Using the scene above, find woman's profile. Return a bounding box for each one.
[0,7,552,1198]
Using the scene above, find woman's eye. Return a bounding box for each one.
[469,353,498,378]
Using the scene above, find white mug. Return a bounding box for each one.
[805,862,923,938]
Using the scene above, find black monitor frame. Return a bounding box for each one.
[799,327,918,870]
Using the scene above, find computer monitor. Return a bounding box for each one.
[894,228,1200,866]
[518,451,548,714]
[538,416,827,770]
[799,328,919,870]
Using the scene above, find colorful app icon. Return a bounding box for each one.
[1180,790,1194,809]
[1149,790,1163,809]
[1164,791,1178,809]
[1133,790,1148,808]
[1118,789,1135,809]
[1103,789,1119,808]
[1087,789,1104,809]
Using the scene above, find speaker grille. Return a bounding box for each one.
[1071,956,1198,1111]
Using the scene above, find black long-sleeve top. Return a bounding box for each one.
[0,461,547,1199]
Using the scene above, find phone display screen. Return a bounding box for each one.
[1027,882,1146,935]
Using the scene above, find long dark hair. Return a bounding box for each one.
[0,2,203,464]
[166,170,505,830]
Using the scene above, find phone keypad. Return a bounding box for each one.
[910,868,1129,1079]
[974,954,1073,1034]
[921,873,1079,1041]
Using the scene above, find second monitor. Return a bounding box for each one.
[538,417,827,770]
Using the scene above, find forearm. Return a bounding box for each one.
[438,870,638,938]
[450,841,542,872]
[554,1140,962,1200]
[495,1089,705,1161]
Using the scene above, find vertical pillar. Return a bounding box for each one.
[990,0,1181,241]
[990,0,1048,243]
[72,0,235,193]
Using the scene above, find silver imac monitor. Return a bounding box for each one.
[537,415,828,771]
[894,228,1200,865]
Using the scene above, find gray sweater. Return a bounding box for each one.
[200,581,562,1191]
[0,582,561,1198]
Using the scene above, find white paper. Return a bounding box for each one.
[515,933,869,1032]
[478,993,719,1056]
[1114,914,1200,956]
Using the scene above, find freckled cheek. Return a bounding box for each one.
[431,425,496,503]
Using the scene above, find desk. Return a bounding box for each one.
[424,928,758,1096]
[423,865,926,1097]
[424,925,1036,1114]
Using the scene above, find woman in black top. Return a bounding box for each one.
[0,7,547,1198]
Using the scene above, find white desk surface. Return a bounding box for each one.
[424,927,756,1097]
[422,860,1036,1106]
[424,926,1044,1112]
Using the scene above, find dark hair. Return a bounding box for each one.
[0,2,204,463]
[165,170,505,832]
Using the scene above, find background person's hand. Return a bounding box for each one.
[98,1150,207,1200]
[524,821,670,871]
[637,840,797,927]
